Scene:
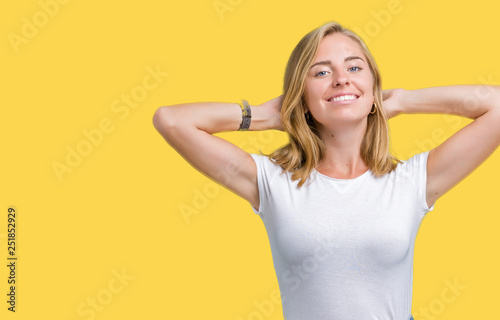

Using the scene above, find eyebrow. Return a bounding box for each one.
[309,56,365,69]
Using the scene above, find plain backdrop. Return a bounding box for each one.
[1,0,499,319]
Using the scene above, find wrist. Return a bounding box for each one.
[247,103,275,131]
[397,88,410,115]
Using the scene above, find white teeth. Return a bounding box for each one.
[329,95,357,102]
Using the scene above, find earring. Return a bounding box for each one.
[305,111,312,121]
[370,103,377,114]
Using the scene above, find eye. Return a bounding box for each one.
[349,66,361,72]
[314,70,329,77]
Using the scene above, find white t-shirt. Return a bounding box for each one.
[249,151,435,320]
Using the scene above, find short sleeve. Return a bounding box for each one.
[249,153,278,215]
[403,150,436,217]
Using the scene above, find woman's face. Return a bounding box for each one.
[304,33,375,128]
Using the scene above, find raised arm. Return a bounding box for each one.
[384,85,500,208]
[152,96,283,212]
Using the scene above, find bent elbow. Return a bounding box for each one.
[153,106,176,132]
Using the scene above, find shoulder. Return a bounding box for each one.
[249,153,284,177]
[396,151,430,174]
[392,151,431,189]
[249,153,276,168]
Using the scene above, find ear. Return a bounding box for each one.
[302,95,309,113]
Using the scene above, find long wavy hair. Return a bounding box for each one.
[262,21,401,188]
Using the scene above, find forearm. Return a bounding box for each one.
[153,101,279,134]
[401,85,500,119]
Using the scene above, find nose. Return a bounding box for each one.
[332,69,349,87]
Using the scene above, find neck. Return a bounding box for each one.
[315,119,369,176]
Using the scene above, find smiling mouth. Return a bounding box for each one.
[327,94,359,102]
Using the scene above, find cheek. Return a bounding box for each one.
[303,86,315,106]
[303,90,319,110]
[365,77,375,94]
[304,83,323,101]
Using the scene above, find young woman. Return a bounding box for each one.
[152,21,500,320]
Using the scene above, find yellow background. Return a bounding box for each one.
[1,0,499,319]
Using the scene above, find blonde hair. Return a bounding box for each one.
[262,21,401,188]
